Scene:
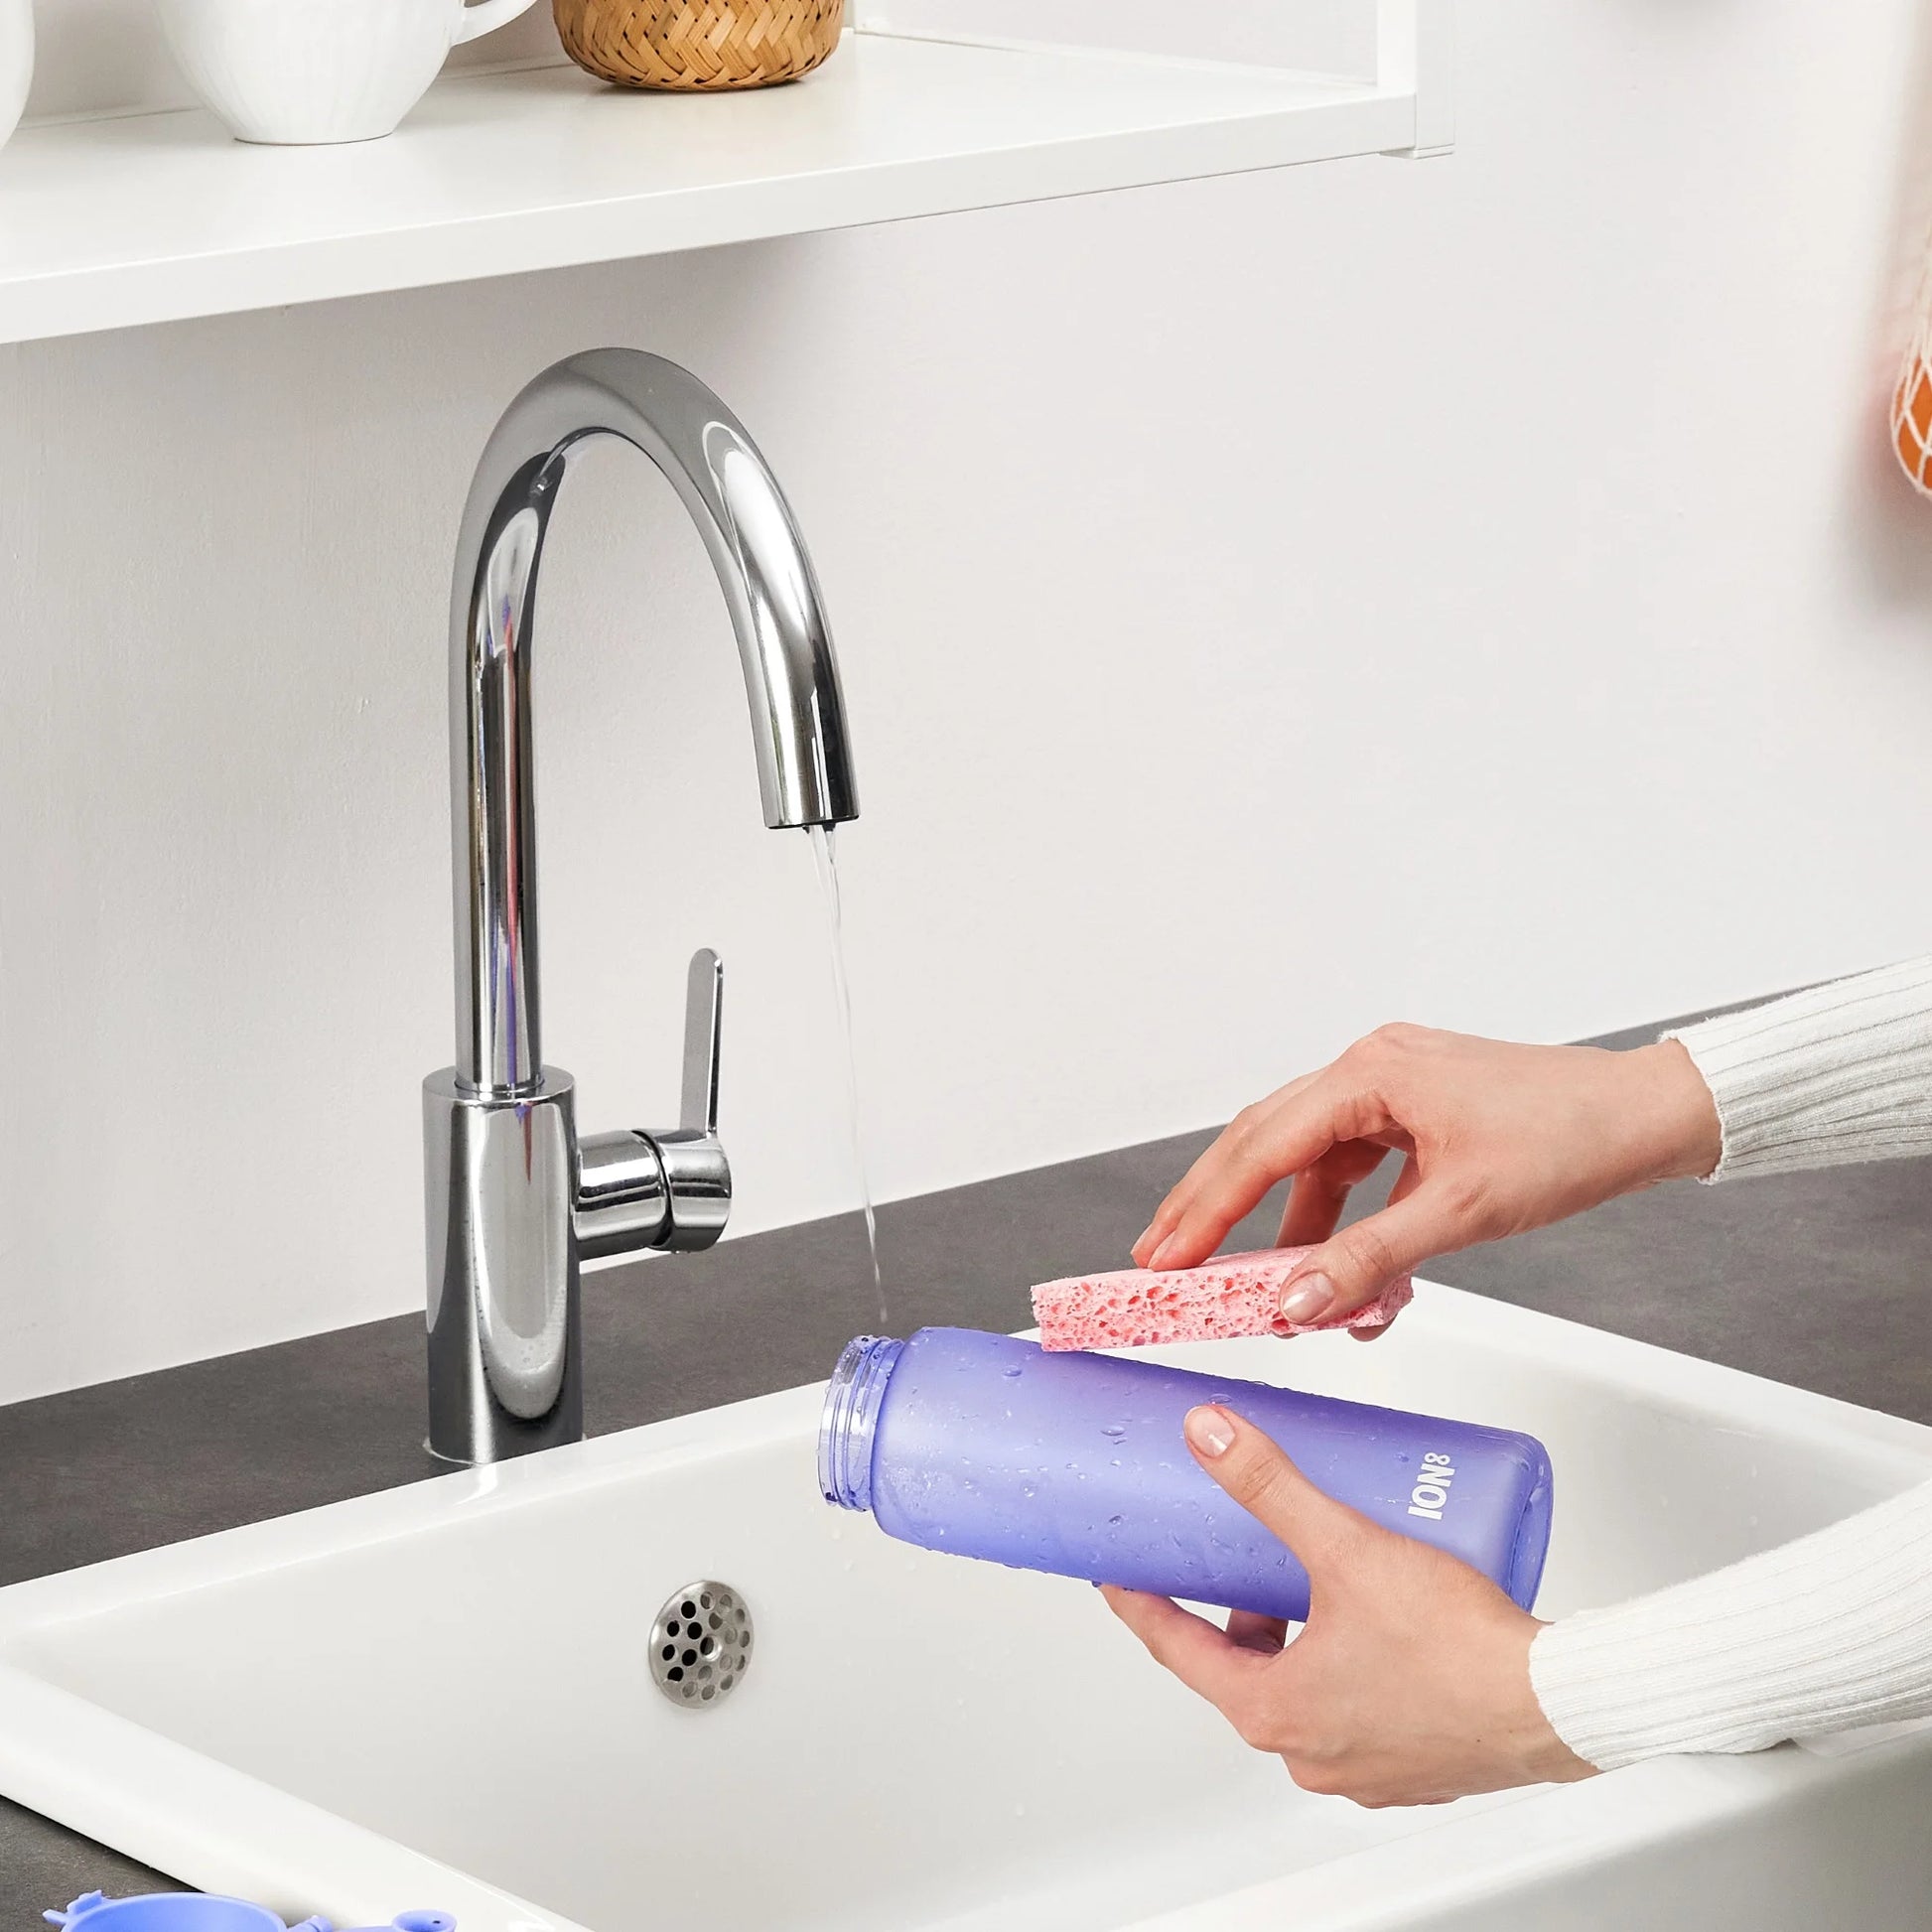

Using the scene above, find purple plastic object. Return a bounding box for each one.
[44,1896,454,1932]
[819,1327,1554,1620]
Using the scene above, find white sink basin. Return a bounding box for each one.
[4,1285,1931,1931]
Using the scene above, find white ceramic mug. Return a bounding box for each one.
[153,0,539,145]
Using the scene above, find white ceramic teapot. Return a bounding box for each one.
[0,0,32,154]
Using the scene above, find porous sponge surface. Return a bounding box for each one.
[1031,1247,1412,1351]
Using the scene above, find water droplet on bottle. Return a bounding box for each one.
[1101,1424,1127,1440]
[1003,1366,1024,1379]
[1108,1514,1124,1526]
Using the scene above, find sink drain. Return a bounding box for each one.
[650,1580,753,1708]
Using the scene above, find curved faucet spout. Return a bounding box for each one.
[449,347,859,1097]
[426,348,858,1464]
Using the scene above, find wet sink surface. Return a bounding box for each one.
[3,1285,1930,1931]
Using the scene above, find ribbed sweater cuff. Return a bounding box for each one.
[1530,1479,1932,1770]
[1664,956,1932,1180]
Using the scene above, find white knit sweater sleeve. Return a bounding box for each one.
[1530,1479,1932,1769]
[1662,954,1932,1180]
[1527,956,1932,1769]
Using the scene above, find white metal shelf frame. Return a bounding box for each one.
[0,1,1450,346]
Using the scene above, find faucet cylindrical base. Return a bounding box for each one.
[423,1066,582,1465]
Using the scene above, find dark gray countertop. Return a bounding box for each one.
[5,1019,1929,1917]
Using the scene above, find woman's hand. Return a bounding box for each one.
[1102,1405,1596,1805]
[1133,1026,1722,1329]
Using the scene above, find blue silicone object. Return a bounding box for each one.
[821,1326,1554,1620]
[44,1895,455,1932]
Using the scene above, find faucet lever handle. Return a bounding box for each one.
[651,946,730,1252]
[680,947,723,1136]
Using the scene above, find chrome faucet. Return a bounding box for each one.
[423,349,859,1465]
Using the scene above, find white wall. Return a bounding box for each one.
[5,0,1932,1403]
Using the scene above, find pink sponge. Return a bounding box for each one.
[1030,1247,1412,1352]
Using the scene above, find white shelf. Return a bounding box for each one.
[0,28,1434,346]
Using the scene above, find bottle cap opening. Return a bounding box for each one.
[818,1333,905,1510]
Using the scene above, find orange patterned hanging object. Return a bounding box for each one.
[555,0,845,90]
[1891,297,1932,496]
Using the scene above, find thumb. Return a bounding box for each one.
[1279,1184,1460,1324]
[1182,1405,1376,1582]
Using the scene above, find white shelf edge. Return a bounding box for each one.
[0,20,1438,349]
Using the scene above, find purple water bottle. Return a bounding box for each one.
[820,1327,1552,1619]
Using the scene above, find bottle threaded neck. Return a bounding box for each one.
[818,1334,905,1510]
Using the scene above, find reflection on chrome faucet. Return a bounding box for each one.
[423,349,860,1466]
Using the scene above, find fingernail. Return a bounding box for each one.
[1280,1272,1334,1325]
[1184,1405,1235,1457]
[1149,1235,1179,1269]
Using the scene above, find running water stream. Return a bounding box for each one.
[808,824,887,1327]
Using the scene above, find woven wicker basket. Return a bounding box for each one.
[555,0,845,90]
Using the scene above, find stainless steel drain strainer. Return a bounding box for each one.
[650,1581,754,1708]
